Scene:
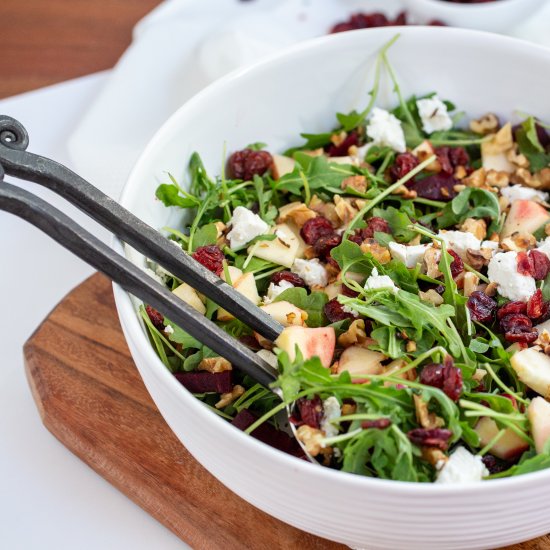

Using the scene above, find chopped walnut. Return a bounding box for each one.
[383,359,417,385]
[500,232,537,252]
[412,140,439,171]
[360,239,391,264]
[309,194,341,226]
[296,425,327,457]
[507,146,530,169]
[334,195,358,225]
[485,170,509,188]
[460,218,487,240]
[537,168,550,190]
[423,247,443,279]
[338,319,375,349]
[454,166,468,180]
[536,329,550,347]
[463,272,480,297]
[198,357,232,373]
[325,260,340,284]
[469,113,499,135]
[423,447,449,468]
[277,201,317,227]
[406,341,417,353]
[330,131,347,147]
[341,403,357,416]
[392,185,418,199]
[463,168,487,189]
[483,123,514,155]
[454,183,467,193]
[419,289,444,306]
[215,385,245,409]
[485,282,498,297]
[414,395,445,430]
[465,248,490,270]
[215,221,228,247]
[511,168,537,188]
[341,175,367,194]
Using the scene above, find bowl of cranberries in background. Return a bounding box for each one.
[401,0,546,32]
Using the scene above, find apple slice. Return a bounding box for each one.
[221,265,243,284]
[510,347,550,398]
[271,154,295,180]
[474,416,529,460]
[172,283,206,315]
[249,223,304,268]
[322,282,343,300]
[218,272,260,322]
[528,397,550,454]
[481,124,515,173]
[275,326,336,368]
[334,346,385,376]
[501,200,550,238]
[260,301,307,327]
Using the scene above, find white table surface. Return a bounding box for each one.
[0,74,187,550]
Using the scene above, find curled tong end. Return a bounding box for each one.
[0,116,29,152]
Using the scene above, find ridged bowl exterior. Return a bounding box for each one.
[113,28,550,549]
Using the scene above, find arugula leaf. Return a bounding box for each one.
[245,142,268,151]
[437,188,500,229]
[190,223,218,251]
[163,318,202,349]
[489,450,550,479]
[274,287,328,327]
[373,206,416,243]
[516,119,550,172]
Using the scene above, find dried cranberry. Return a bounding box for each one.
[192,245,225,276]
[324,298,356,323]
[330,12,391,33]
[501,393,519,410]
[407,428,452,450]
[530,250,550,280]
[390,153,419,182]
[227,148,273,181]
[348,230,364,245]
[393,11,407,25]
[497,301,527,320]
[504,327,538,344]
[313,233,342,260]
[449,146,470,168]
[295,396,323,428]
[326,131,359,157]
[500,313,532,332]
[146,305,164,330]
[363,217,391,238]
[435,147,454,175]
[341,284,359,298]
[527,289,548,319]
[467,291,497,323]
[517,251,535,277]
[448,249,464,278]
[271,271,306,288]
[300,216,334,245]
[419,362,463,402]
[409,174,457,201]
[362,418,392,430]
[482,454,509,475]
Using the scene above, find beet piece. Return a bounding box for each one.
[174,370,233,394]
[409,174,457,201]
[232,409,305,457]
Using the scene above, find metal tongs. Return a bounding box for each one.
[0,115,284,388]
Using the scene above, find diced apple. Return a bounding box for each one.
[412,140,439,171]
[535,318,550,334]
[328,156,359,166]
[474,416,529,460]
[501,200,550,238]
[284,221,307,259]
[271,154,295,180]
[221,265,243,284]
[260,301,307,327]
[322,282,343,300]
[218,272,260,321]
[510,347,550,398]
[481,123,515,173]
[249,223,303,267]
[172,283,206,315]
[528,397,550,454]
[334,346,385,376]
[275,326,336,368]
[481,148,514,173]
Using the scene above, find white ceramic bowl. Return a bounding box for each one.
[401,0,545,32]
[114,27,550,550]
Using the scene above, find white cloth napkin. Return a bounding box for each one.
[66,0,550,199]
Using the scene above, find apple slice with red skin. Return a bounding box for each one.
[501,199,550,238]
[275,326,336,368]
[528,397,550,454]
[474,416,529,460]
[334,346,385,376]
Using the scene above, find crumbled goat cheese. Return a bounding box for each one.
[366,107,406,153]
[364,268,399,294]
[164,325,174,335]
[481,240,499,252]
[321,396,341,439]
[436,447,489,484]
[263,280,295,305]
[256,349,278,369]
[226,206,269,249]
[389,242,432,268]
[488,251,536,302]
[538,237,550,259]
[438,230,481,260]
[291,258,328,287]
[341,304,359,316]
[417,95,453,134]
[501,185,549,203]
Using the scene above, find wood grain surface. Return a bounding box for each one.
[0,0,161,99]
[22,273,550,550]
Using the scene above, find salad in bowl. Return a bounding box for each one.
[140,37,550,485]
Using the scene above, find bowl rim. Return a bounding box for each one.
[116,25,550,493]
[407,0,536,10]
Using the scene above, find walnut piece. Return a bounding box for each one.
[469,113,499,135]
[500,232,537,252]
[296,425,326,457]
[507,146,530,169]
[341,175,367,194]
[423,247,443,279]
[485,170,509,188]
[338,319,375,349]
[419,289,444,306]
[360,239,391,264]
[463,272,480,297]
[334,195,358,225]
[465,248,490,270]
[414,395,445,429]
[215,385,245,409]
[198,357,232,373]
[309,194,341,226]
[277,201,317,227]
[459,218,487,240]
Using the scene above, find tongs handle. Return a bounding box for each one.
[0,116,283,341]
[0,169,278,387]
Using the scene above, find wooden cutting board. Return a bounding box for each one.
[23,273,549,550]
